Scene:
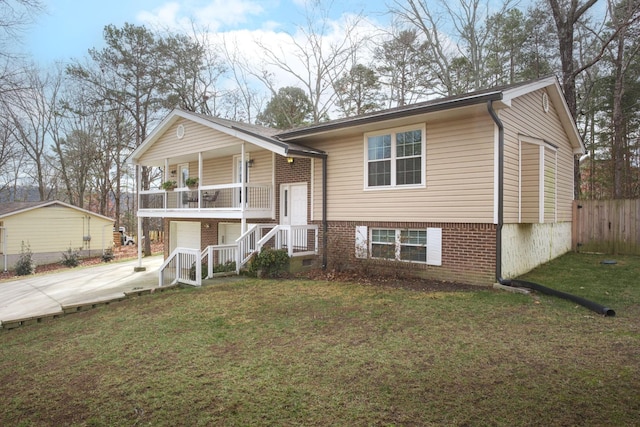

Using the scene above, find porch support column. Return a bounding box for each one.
[198,152,203,209]
[135,215,145,271]
[241,142,247,233]
[135,164,145,272]
[322,155,328,269]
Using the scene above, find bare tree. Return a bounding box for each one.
[547,0,640,197]
[248,2,368,123]
[220,37,266,122]
[548,0,600,118]
[1,65,60,200]
[67,23,167,255]
[607,0,640,198]
[391,0,515,96]
[0,0,43,58]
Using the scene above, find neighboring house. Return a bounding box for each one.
[0,201,114,271]
[129,76,584,285]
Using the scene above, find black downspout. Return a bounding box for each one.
[486,101,614,316]
[487,100,510,285]
[322,155,328,269]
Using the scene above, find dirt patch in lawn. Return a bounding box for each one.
[299,268,481,293]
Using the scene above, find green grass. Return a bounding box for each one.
[1,253,639,426]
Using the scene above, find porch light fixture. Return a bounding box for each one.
[287,157,294,164]
[247,159,254,167]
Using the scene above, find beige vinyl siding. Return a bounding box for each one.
[139,118,241,164]
[501,89,575,223]
[544,146,557,222]
[3,206,113,255]
[520,142,540,223]
[312,115,495,223]
[170,151,273,187]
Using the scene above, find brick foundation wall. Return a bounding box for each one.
[316,220,497,286]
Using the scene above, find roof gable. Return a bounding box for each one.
[0,200,114,222]
[129,109,325,164]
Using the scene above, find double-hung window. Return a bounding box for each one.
[371,229,428,263]
[366,125,425,189]
[356,226,441,266]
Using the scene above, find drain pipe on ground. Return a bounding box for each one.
[486,100,615,317]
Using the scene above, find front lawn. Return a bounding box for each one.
[1,252,638,426]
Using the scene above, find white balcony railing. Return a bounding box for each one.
[139,183,272,213]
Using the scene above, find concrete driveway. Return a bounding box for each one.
[0,256,164,327]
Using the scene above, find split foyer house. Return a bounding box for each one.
[129,76,584,286]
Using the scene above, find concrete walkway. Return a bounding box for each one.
[0,256,165,328]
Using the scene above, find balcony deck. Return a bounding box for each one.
[138,183,274,219]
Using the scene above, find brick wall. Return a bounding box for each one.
[315,220,497,285]
[275,155,312,223]
[163,217,278,256]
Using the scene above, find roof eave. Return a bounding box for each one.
[276,91,504,141]
[0,200,115,222]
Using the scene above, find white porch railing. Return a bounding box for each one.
[158,247,201,287]
[236,224,277,267]
[200,244,238,277]
[158,224,319,286]
[139,183,272,212]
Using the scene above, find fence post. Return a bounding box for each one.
[572,200,580,251]
[196,256,202,286]
[208,246,213,278]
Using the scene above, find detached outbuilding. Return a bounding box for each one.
[0,201,114,271]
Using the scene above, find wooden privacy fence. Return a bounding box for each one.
[572,199,640,255]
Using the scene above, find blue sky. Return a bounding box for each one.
[25,0,388,64]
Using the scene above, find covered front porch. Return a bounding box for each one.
[128,109,328,273]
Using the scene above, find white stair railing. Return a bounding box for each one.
[159,225,320,285]
[159,247,201,287]
[236,224,277,268]
[201,244,238,277]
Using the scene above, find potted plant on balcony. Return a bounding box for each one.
[185,177,199,189]
[161,180,177,191]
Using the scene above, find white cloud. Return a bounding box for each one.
[136,1,388,118]
[213,12,382,93]
[137,0,265,32]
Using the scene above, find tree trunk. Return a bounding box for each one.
[612,33,626,199]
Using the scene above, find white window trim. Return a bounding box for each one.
[364,226,441,266]
[518,135,558,224]
[363,124,427,190]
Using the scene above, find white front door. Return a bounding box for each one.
[281,183,308,249]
